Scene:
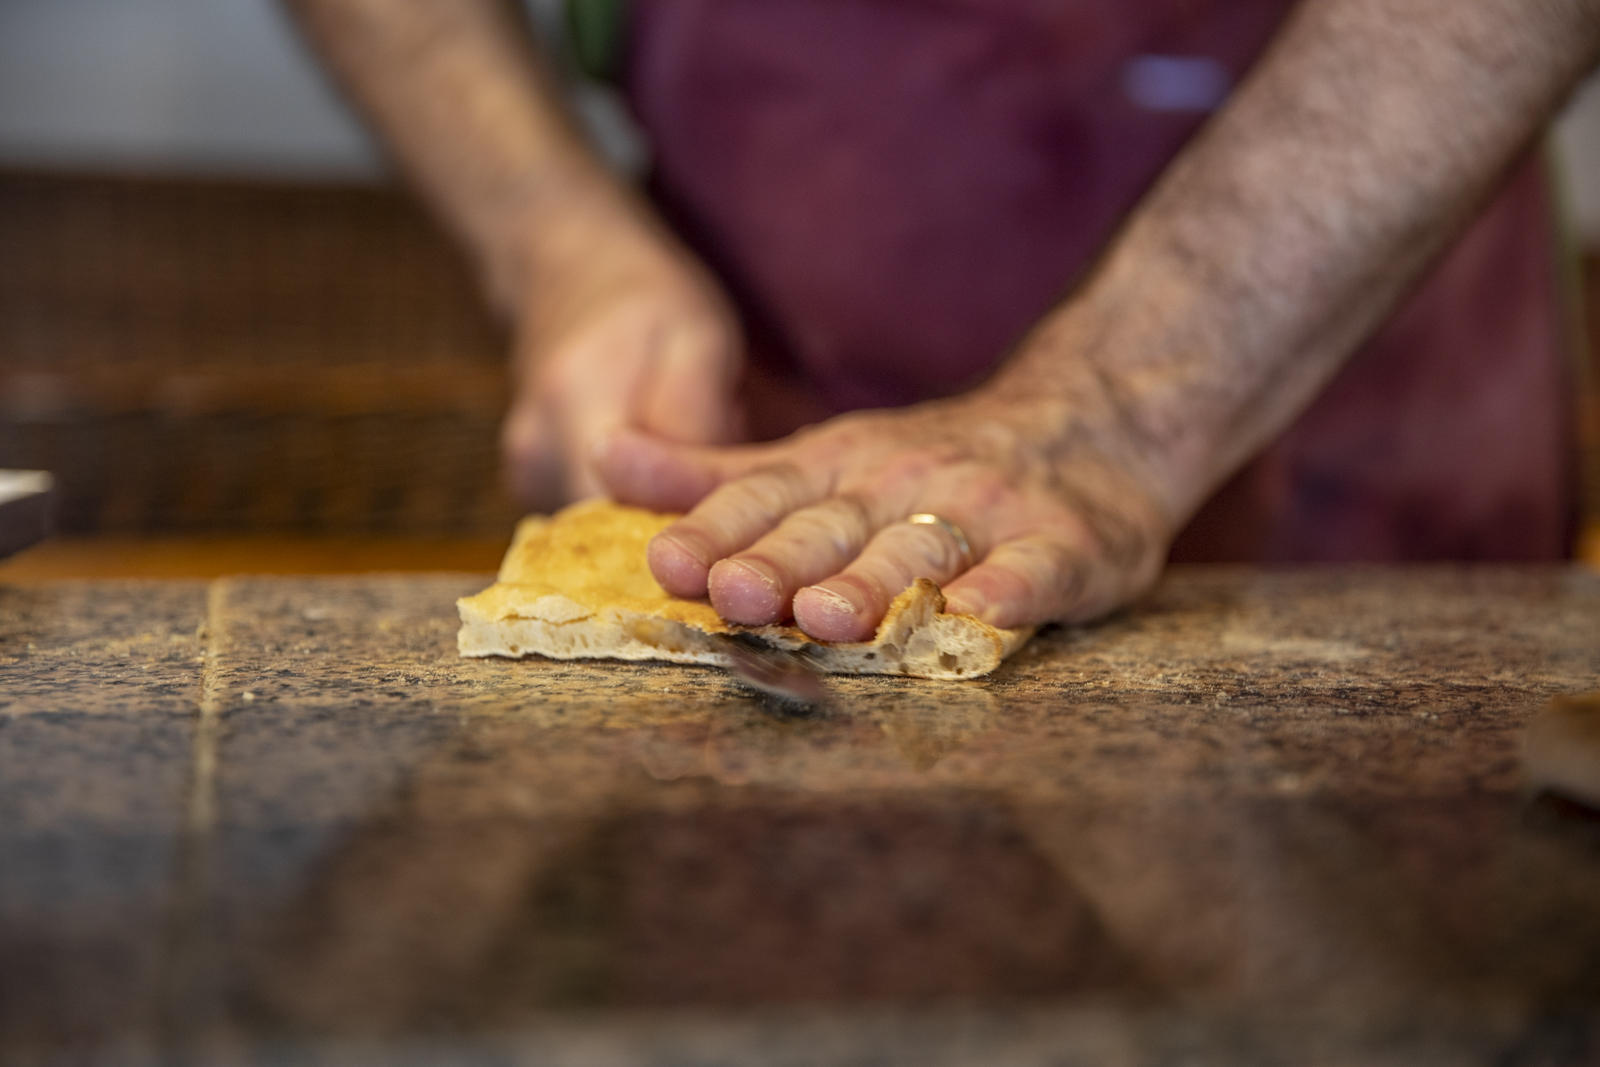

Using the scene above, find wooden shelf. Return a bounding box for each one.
[0,534,507,580]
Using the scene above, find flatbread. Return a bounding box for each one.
[456,499,1032,679]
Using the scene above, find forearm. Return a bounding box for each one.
[284,0,646,313]
[1001,0,1600,527]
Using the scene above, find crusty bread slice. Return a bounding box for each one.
[457,499,1032,679]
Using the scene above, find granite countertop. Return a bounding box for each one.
[3,566,1599,1066]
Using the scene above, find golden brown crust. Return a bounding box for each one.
[457,499,1033,679]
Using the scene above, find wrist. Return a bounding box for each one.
[475,171,660,320]
[983,289,1227,531]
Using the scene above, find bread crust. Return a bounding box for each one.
[457,500,1033,679]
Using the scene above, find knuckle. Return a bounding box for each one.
[897,529,945,579]
[992,537,1088,619]
[917,524,966,576]
[785,498,871,557]
[818,494,875,541]
[714,462,809,521]
[974,562,1036,610]
[955,472,1017,514]
[863,448,946,495]
[822,493,874,527]
[839,559,897,606]
[865,524,944,585]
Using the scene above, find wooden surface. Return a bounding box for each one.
[1,168,1597,551]
[3,566,1599,1064]
[0,170,517,536]
[2,526,1595,584]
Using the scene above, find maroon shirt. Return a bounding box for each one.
[622,0,1573,561]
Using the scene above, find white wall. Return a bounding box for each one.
[1555,77,1600,241]
[4,0,1600,237]
[0,0,382,178]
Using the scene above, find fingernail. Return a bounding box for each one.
[657,529,712,568]
[710,559,786,624]
[725,558,781,592]
[805,582,865,619]
[649,529,716,598]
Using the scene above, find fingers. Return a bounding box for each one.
[604,435,1155,635]
[941,535,1086,630]
[603,426,1157,635]
[647,462,825,598]
[942,532,1156,630]
[707,496,876,624]
[792,516,979,642]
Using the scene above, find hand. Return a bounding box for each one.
[500,210,744,510]
[594,384,1179,640]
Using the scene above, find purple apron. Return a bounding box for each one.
[622,0,1572,561]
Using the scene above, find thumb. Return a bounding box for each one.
[594,427,729,512]
[500,397,565,511]
[637,319,744,446]
[544,325,651,501]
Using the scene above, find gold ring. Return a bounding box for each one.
[907,513,974,570]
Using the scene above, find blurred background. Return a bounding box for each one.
[0,0,520,576]
[0,0,1596,576]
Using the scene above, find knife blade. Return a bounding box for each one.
[717,632,832,708]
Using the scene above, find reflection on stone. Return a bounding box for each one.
[530,796,1148,1009]
[870,686,996,771]
[241,722,1149,1032]
[233,720,1600,1040]
[630,721,711,782]
[7,569,1600,1061]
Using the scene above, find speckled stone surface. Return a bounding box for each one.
[0,581,206,1051]
[3,566,1599,1065]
